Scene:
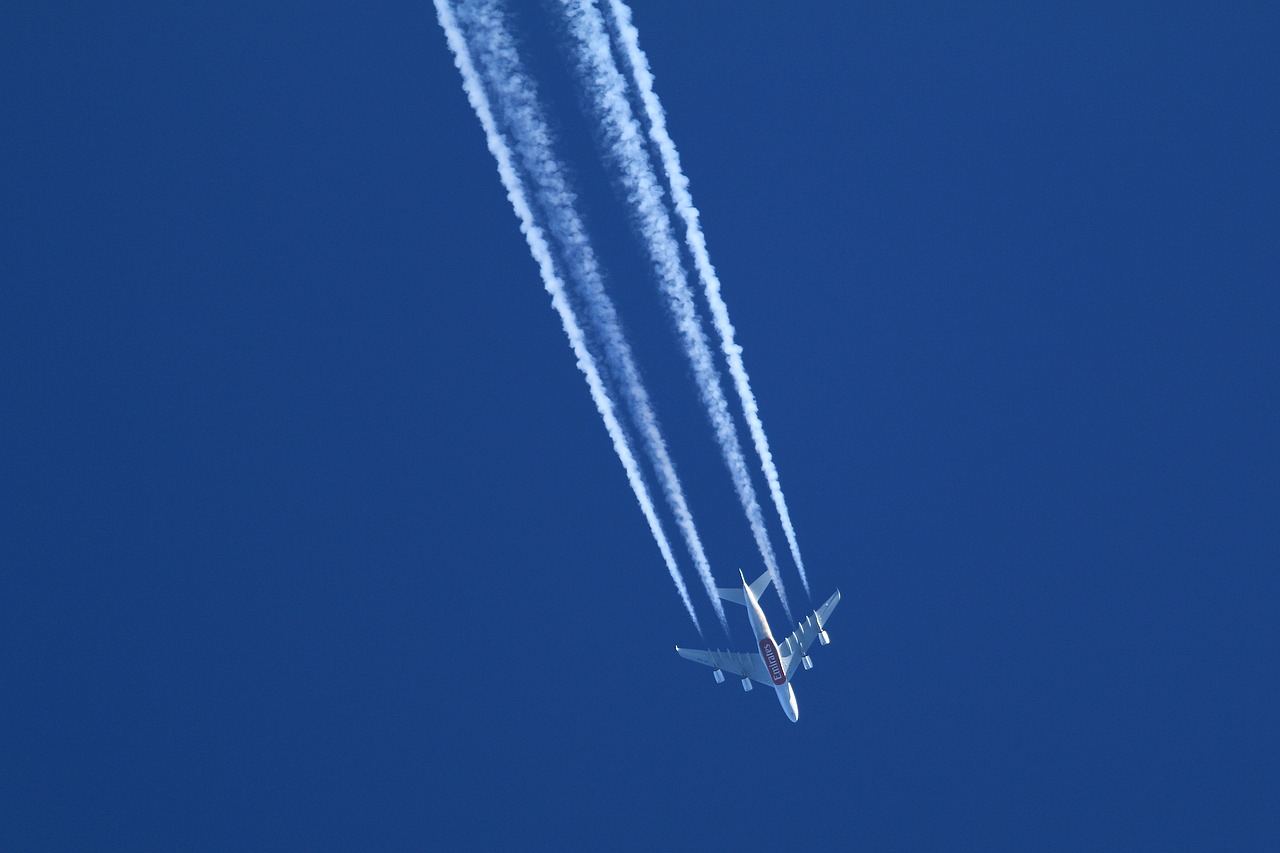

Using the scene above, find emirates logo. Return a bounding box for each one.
[759,638,786,685]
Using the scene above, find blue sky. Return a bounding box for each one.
[4,2,1277,848]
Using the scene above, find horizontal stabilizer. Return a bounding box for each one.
[716,569,773,606]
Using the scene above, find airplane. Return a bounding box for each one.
[676,569,841,722]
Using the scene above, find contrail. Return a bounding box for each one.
[434,0,702,631]
[561,0,796,618]
[602,0,811,597]
[455,0,727,630]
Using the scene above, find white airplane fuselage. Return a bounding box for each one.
[740,575,800,722]
[676,571,839,721]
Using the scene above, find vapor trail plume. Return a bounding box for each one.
[602,0,812,597]
[561,0,795,618]
[434,0,701,631]
[454,0,727,630]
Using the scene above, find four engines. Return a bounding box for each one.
[709,626,833,688]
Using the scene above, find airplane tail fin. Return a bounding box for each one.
[716,569,773,606]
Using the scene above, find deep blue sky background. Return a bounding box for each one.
[4,2,1278,848]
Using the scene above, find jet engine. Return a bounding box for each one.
[818,630,831,646]
[741,677,753,692]
[712,668,725,684]
[802,654,813,670]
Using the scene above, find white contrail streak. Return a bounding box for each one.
[434,0,702,632]
[457,0,727,630]
[561,0,796,618]
[602,0,812,597]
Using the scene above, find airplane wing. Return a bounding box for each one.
[675,646,773,686]
[778,590,841,676]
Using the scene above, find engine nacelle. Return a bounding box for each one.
[712,668,725,684]
[741,677,753,692]
[818,630,831,646]
[802,654,813,670]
